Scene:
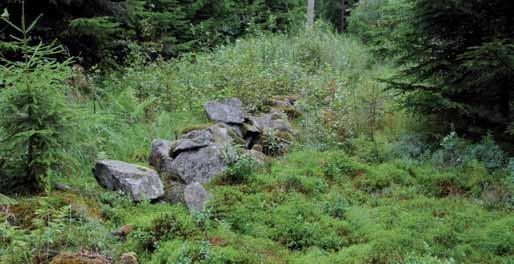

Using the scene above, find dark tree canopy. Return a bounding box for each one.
[390,0,514,142]
[0,0,304,68]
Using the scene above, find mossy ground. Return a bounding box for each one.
[6,144,512,263]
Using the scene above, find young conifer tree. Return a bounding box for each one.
[0,1,76,192]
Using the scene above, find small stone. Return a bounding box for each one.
[54,183,72,192]
[112,224,134,241]
[120,252,138,264]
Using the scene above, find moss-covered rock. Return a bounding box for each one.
[50,252,111,264]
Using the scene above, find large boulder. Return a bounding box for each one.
[170,144,236,184]
[204,98,246,124]
[149,139,174,173]
[184,182,211,213]
[94,160,164,201]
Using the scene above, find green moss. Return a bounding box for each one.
[180,123,214,135]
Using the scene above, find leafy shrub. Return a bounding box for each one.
[322,152,363,182]
[225,153,259,184]
[465,134,507,171]
[403,254,455,264]
[270,201,323,250]
[1,198,114,264]
[349,135,392,163]
[391,133,429,162]
[356,162,413,192]
[148,240,208,264]
[131,211,200,252]
[323,192,350,219]
[261,129,291,156]
[283,175,328,196]
[431,132,507,172]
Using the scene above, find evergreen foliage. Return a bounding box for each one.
[0,4,76,191]
[388,0,514,140]
[0,0,305,68]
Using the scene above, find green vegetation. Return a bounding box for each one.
[349,0,514,142]
[0,8,77,191]
[1,0,513,263]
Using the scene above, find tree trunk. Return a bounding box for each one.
[340,0,346,32]
[307,0,315,27]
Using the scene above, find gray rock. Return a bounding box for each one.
[177,124,243,148]
[170,144,237,184]
[204,98,246,124]
[94,160,164,201]
[172,138,211,156]
[184,182,211,213]
[169,130,215,158]
[209,124,245,146]
[163,181,186,204]
[150,139,174,173]
[180,129,214,141]
[206,125,232,144]
[250,113,293,133]
[217,123,244,138]
[54,183,72,192]
[220,97,244,108]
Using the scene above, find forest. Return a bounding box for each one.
[0,0,513,263]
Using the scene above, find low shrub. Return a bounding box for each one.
[356,162,413,192]
[225,154,260,184]
[130,210,200,252]
[322,151,364,182]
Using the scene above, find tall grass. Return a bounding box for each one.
[73,22,400,170]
